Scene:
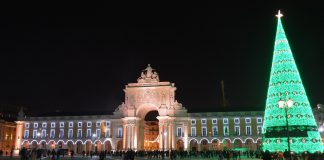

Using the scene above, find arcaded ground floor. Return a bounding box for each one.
[19,137,261,154]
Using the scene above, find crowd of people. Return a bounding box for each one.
[262,149,324,160]
[0,149,14,158]
[14,147,324,160]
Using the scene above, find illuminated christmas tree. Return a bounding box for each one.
[262,10,323,153]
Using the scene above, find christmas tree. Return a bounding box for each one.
[262,10,323,153]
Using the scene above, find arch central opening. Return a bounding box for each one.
[143,110,159,151]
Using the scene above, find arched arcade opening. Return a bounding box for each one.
[143,110,159,151]
[189,139,198,151]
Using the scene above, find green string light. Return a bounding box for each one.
[262,11,323,153]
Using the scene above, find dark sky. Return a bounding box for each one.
[1,2,324,115]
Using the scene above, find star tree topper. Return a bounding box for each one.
[276,10,283,18]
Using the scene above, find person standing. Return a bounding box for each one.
[263,150,272,160]
[71,150,74,158]
[284,149,290,160]
[10,149,13,159]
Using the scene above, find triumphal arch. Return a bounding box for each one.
[113,64,188,150]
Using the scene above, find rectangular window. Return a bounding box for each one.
[191,119,196,125]
[42,122,47,128]
[51,122,55,128]
[77,129,82,138]
[235,126,240,136]
[245,118,251,124]
[106,128,110,138]
[201,119,206,125]
[191,127,196,137]
[50,129,55,138]
[106,121,110,127]
[96,129,101,138]
[25,123,30,128]
[202,127,207,136]
[234,118,240,124]
[223,126,229,136]
[87,122,92,127]
[33,130,37,138]
[69,122,73,127]
[177,127,182,137]
[34,123,38,128]
[59,129,64,138]
[212,119,217,124]
[68,129,73,138]
[246,126,252,135]
[24,130,29,138]
[78,122,82,127]
[87,129,91,138]
[60,122,64,128]
[257,126,262,135]
[223,118,228,124]
[117,127,123,138]
[96,122,101,127]
[212,126,218,136]
[41,130,46,138]
[257,117,262,123]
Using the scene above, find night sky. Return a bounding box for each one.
[1,2,324,116]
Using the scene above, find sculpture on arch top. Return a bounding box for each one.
[137,64,160,83]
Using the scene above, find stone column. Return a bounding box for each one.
[14,121,23,155]
[168,118,175,150]
[135,118,143,150]
[198,142,201,151]
[92,143,95,152]
[73,144,77,153]
[184,124,188,151]
[102,142,105,151]
[157,116,169,151]
[158,122,164,150]
[172,124,175,150]
[122,117,139,150]
[82,144,86,153]
[122,124,127,150]
[126,125,130,149]
[132,125,136,150]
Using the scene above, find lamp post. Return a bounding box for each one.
[278,99,293,160]
[92,133,97,152]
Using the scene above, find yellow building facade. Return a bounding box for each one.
[0,119,16,155]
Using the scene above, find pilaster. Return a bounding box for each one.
[14,121,23,155]
[157,116,170,151]
[122,117,141,150]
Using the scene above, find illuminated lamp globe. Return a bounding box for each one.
[278,100,285,108]
[287,99,294,107]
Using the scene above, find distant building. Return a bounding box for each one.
[0,105,19,155]
[313,104,324,143]
[15,64,263,155]
[0,119,16,154]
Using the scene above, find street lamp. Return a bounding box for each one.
[92,134,97,152]
[37,132,41,139]
[319,126,324,132]
[278,98,293,159]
